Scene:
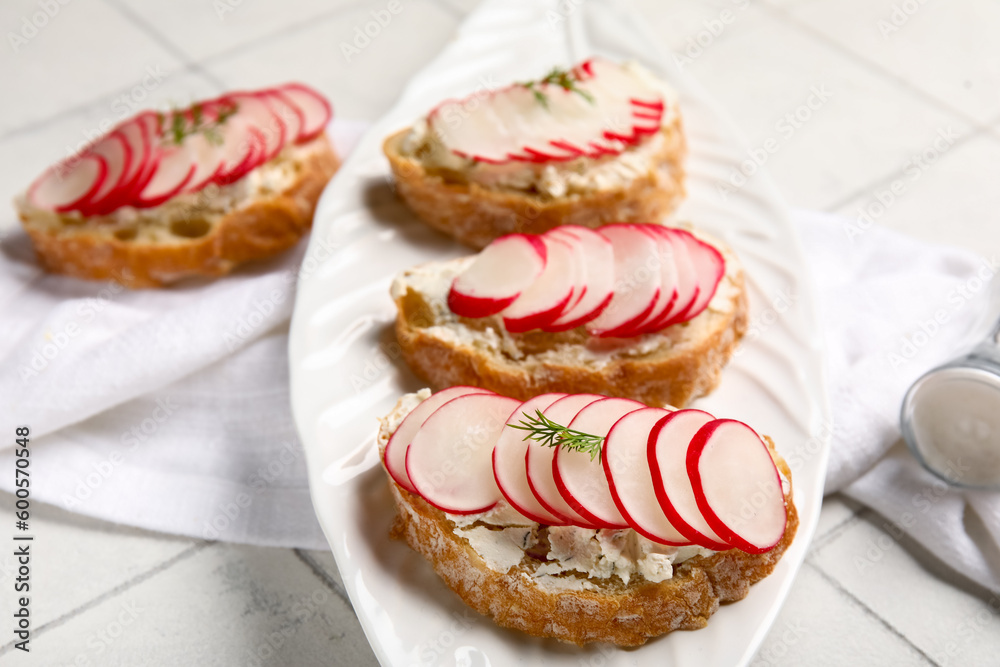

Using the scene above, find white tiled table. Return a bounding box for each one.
[2,1,999,664]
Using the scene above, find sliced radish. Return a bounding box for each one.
[133,143,196,208]
[27,153,107,212]
[631,226,680,334]
[263,89,306,148]
[492,393,570,525]
[158,106,229,194]
[501,235,575,333]
[211,106,257,185]
[648,410,731,550]
[114,116,151,199]
[449,234,547,318]
[216,126,265,185]
[604,407,692,545]
[587,225,661,337]
[179,128,225,194]
[554,397,643,528]
[525,393,604,527]
[406,393,520,515]
[677,232,725,322]
[547,226,615,331]
[429,58,664,164]
[688,420,787,554]
[227,92,286,163]
[277,83,332,142]
[384,386,492,494]
[124,112,163,205]
[543,227,586,315]
[656,229,700,328]
[77,131,132,215]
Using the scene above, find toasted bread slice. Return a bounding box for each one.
[391,228,747,408]
[16,134,339,288]
[378,393,797,647]
[383,117,686,250]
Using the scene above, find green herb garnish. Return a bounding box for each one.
[157,100,239,147]
[509,409,605,461]
[522,66,595,110]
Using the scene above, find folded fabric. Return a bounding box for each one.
[0,120,369,550]
[799,209,1000,594]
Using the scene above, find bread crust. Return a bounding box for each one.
[387,444,797,647]
[393,240,747,408]
[383,117,687,250]
[18,135,340,288]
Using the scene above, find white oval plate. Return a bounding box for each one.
[289,1,831,665]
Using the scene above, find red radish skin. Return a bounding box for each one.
[501,236,576,333]
[28,153,108,213]
[687,420,787,554]
[632,225,680,333]
[134,144,196,209]
[77,131,132,215]
[216,127,267,185]
[225,92,286,162]
[213,116,258,185]
[546,226,615,331]
[278,83,332,142]
[543,228,587,315]
[677,232,726,322]
[657,229,700,327]
[264,89,306,145]
[114,116,151,198]
[555,397,643,528]
[125,113,164,204]
[446,223,728,336]
[384,386,492,493]
[448,234,547,318]
[648,410,732,550]
[587,225,661,337]
[427,58,665,165]
[603,407,692,545]
[492,393,571,525]
[525,394,604,528]
[24,83,331,215]
[406,393,521,515]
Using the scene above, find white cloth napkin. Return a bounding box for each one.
[0,120,367,550]
[2,133,999,592]
[798,210,1000,594]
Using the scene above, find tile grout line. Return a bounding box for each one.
[0,541,212,656]
[758,2,990,134]
[292,549,352,606]
[807,510,863,554]
[0,0,369,142]
[820,123,988,214]
[807,561,943,667]
[190,0,378,81]
[815,97,1000,213]
[99,0,227,91]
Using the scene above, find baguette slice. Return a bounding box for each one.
[15,134,339,288]
[379,393,798,647]
[392,227,747,408]
[383,117,686,250]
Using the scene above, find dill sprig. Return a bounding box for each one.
[158,100,239,147]
[509,409,605,461]
[522,66,595,109]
